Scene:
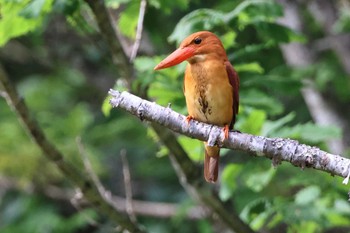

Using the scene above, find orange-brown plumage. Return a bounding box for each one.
[154,31,239,183]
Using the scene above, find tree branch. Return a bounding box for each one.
[0,175,209,220]
[84,0,133,80]
[130,0,147,61]
[109,89,350,181]
[120,149,137,223]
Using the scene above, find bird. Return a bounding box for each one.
[154,31,239,183]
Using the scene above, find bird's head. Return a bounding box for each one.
[154,31,226,70]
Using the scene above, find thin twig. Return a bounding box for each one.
[129,0,147,62]
[0,175,208,220]
[71,189,100,227]
[120,149,137,223]
[76,136,107,195]
[0,91,7,98]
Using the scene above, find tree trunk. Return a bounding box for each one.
[277,0,349,154]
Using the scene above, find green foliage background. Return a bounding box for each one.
[0,0,350,232]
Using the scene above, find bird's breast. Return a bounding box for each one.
[184,61,233,126]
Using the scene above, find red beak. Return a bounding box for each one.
[154,47,195,70]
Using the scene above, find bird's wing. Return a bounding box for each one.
[225,61,239,129]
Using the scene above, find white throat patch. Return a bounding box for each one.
[189,54,206,63]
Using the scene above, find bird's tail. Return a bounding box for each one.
[204,142,220,183]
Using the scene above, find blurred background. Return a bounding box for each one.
[1,0,350,232]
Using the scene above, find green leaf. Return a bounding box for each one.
[101,96,112,117]
[238,108,266,134]
[245,167,276,192]
[146,128,169,157]
[105,0,131,8]
[58,208,97,232]
[333,199,350,215]
[1,194,97,233]
[274,123,341,143]
[219,164,242,201]
[118,1,139,38]
[168,1,287,47]
[19,0,47,18]
[221,30,237,49]
[240,89,284,115]
[147,57,186,112]
[134,56,158,72]
[314,60,337,90]
[333,8,350,33]
[255,22,306,43]
[148,0,189,14]
[295,186,321,205]
[54,0,81,16]
[63,104,93,136]
[262,112,295,136]
[0,0,53,46]
[147,79,184,112]
[327,199,350,225]
[224,0,278,23]
[178,136,202,162]
[233,43,274,59]
[197,220,212,233]
[240,65,302,95]
[299,124,341,143]
[169,9,226,44]
[235,62,264,74]
[240,198,272,230]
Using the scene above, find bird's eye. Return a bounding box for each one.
[194,38,202,44]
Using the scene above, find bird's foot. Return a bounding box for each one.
[223,125,230,140]
[223,127,241,140]
[185,115,193,125]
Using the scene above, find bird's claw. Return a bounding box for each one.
[223,125,229,140]
[185,115,193,125]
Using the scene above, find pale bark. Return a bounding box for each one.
[109,89,350,180]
